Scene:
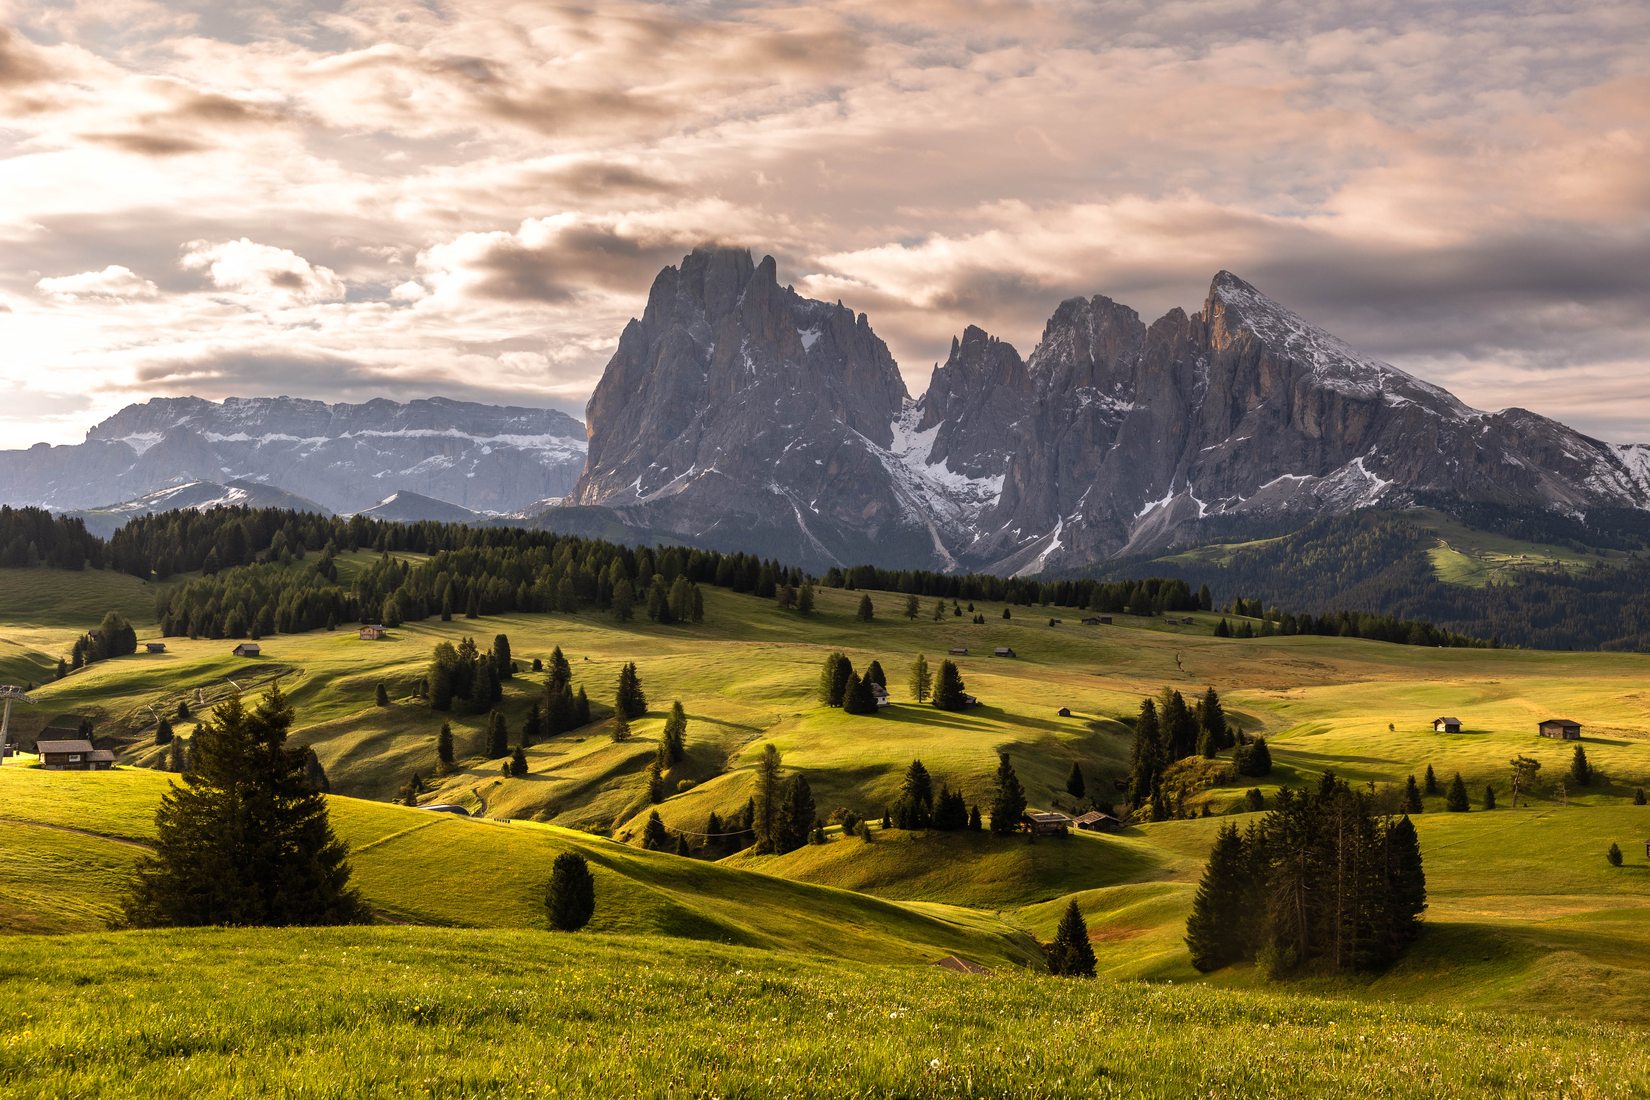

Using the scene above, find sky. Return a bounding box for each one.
[1,0,1647,450]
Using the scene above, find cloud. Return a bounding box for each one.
[0,27,54,88]
[180,238,346,304]
[35,264,161,300]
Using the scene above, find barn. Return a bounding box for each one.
[36,739,115,771]
[233,642,261,657]
[1432,716,1462,733]
[1022,810,1073,836]
[1539,719,1582,740]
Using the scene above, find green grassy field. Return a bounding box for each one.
[4,926,1647,1099]
[4,561,1650,1043]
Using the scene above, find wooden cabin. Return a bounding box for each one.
[1539,718,1582,740]
[1073,811,1121,833]
[232,642,261,657]
[1432,716,1462,734]
[1056,706,1072,717]
[144,642,167,654]
[358,625,388,641]
[993,647,1017,658]
[948,646,969,656]
[1022,811,1073,836]
[869,683,892,709]
[36,739,115,771]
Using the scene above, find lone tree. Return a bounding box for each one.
[1635,788,1647,806]
[123,687,366,928]
[154,717,174,746]
[856,594,874,622]
[1445,772,1469,812]
[616,662,648,719]
[908,654,932,704]
[1607,843,1623,867]
[1047,900,1096,977]
[642,810,671,851]
[436,722,454,770]
[796,585,815,615]
[1510,754,1542,807]
[989,752,1027,835]
[904,594,920,620]
[1483,785,1496,810]
[1066,763,1086,801]
[932,659,968,711]
[544,852,595,931]
[510,746,528,778]
[1424,764,1438,795]
[375,683,390,707]
[660,701,688,765]
[1570,743,1593,787]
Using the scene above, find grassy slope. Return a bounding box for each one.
[0,767,1038,969]
[7,927,1647,1100]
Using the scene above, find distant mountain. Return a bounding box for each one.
[0,396,586,515]
[71,479,329,537]
[352,490,479,524]
[572,248,1650,571]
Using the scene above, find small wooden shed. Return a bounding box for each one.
[1539,718,1582,740]
[1432,716,1462,733]
[1057,706,1072,717]
[358,625,388,641]
[948,646,969,656]
[993,647,1017,658]
[144,642,167,654]
[1022,810,1073,836]
[1073,811,1121,833]
[232,642,261,657]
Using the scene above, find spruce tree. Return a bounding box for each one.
[1048,900,1096,977]
[1127,699,1163,806]
[375,683,390,707]
[843,672,879,715]
[544,852,595,931]
[777,773,816,854]
[892,759,934,829]
[1424,764,1438,795]
[909,654,932,704]
[968,804,982,831]
[932,660,967,711]
[820,652,853,707]
[989,753,1027,835]
[752,744,784,854]
[1634,788,1646,806]
[642,810,671,851]
[1066,762,1086,801]
[1483,785,1496,810]
[154,717,174,746]
[1404,774,1423,813]
[1570,743,1593,787]
[1445,772,1469,812]
[510,746,528,778]
[661,700,687,764]
[486,710,508,758]
[856,594,874,621]
[905,595,920,619]
[616,662,647,719]
[1607,843,1623,867]
[865,660,886,689]
[123,688,365,927]
[575,686,591,726]
[165,738,185,773]
[610,712,631,742]
[436,723,454,770]
[1185,823,1250,971]
[796,584,815,615]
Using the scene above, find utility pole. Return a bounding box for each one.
[0,686,36,765]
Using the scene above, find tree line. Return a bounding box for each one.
[0,506,103,570]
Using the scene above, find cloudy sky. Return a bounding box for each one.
[1,0,1647,449]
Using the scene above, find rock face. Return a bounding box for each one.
[0,396,586,515]
[576,253,1650,571]
[70,479,329,537]
[574,247,943,565]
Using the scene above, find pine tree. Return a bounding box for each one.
[752,744,784,854]
[123,688,366,927]
[1385,814,1428,951]
[1127,699,1163,806]
[1065,762,1086,801]
[478,709,504,758]
[1635,788,1647,805]
[904,594,920,619]
[820,652,853,707]
[1047,900,1096,977]
[1185,823,1250,971]
[661,700,687,764]
[856,594,874,622]
[544,852,595,931]
[1404,774,1423,813]
[908,654,932,704]
[610,712,631,742]
[989,753,1026,835]
[615,662,647,718]
[575,686,591,726]
[968,804,982,831]
[1607,843,1623,867]
[1424,764,1438,795]
[796,584,815,615]
[154,717,174,746]
[1570,743,1593,787]
[1445,772,1469,812]
[436,723,454,770]
[521,700,542,748]
[165,738,185,773]
[864,660,886,689]
[932,659,967,711]
[642,810,671,851]
[843,672,879,715]
[892,759,934,829]
[375,683,390,707]
[1483,785,1497,810]
[777,773,816,854]
[1214,617,1232,638]
[931,599,945,621]
[509,746,528,778]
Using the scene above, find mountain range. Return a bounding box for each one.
[5,247,1648,572]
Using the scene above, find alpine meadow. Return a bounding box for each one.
[4,2,1650,1097]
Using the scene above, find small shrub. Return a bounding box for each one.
[1607,843,1623,867]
